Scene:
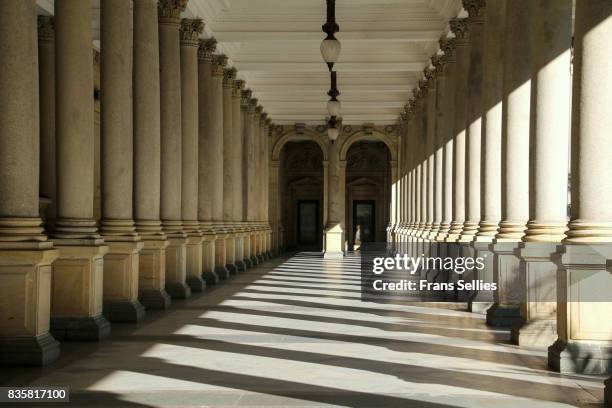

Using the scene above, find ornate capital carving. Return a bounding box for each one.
[212,54,228,76]
[223,67,236,89]
[37,15,54,42]
[439,36,456,62]
[197,38,217,62]
[255,106,264,119]
[241,89,252,109]
[158,0,188,24]
[180,18,204,46]
[450,17,469,43]
[423,67,436,86]
[462,0,486,23]
[260,112,268,126]
[248,98,258,114]
[265,118,272,127]
[234,79,245,98]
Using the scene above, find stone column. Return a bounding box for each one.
[412,90,423,245]
[262,116,273,260]
[324,139,345,258]
[246,97,259,265]
[222,67,238,274]
[431,56,445,243]
[240,89,254,267]
[424,71,437,242]
[38,16,56,228]
[211,55,231,278]
[447,17,470,243]
[461,0,485,241]
[437,36,456,243]
[180,19,206,293]
[100,0,144,323]
[549,0,612,375]
[0,1,60,365]
[233,80,247,270]
[159,0,190,300]
[487,0,533,327]
[197,38,220,283]
[471,0,506,314]
[512,0,571,347]
[252,105,264,263]
[134,0,171,310]
[52,0,110,341]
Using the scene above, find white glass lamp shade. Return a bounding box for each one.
[327,99,341,117]
[320,38,341,63]
[328,126,339,142]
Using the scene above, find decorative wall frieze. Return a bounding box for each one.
[212,54,227,76]
[180,18,204,47]
[158,0,188,25]
[37,15,54,42]
[197,38,217,62]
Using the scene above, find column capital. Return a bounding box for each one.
[248,98,258,114]
[37,15,54,42]
[212,54,228,76]
[265,118,272,127]
[423,66,436,88]
[158,0,188,25]
[223,67,237,89]
[439,36,456,62]
[255,106,264,119]
[197,38,217,63]
[234,79,245,98]
[180,18,204,47]
[241,89,252,110]
[450,17,469,43]
[463,0,486,24]
[260,112,268,126]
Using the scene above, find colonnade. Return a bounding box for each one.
[389,0,612,394]
[0,0,273,366]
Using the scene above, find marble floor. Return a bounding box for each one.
[1,253,607,407]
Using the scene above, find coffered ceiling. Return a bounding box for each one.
[36,0,462,126]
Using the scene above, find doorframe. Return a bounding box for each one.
[296,199,320,248]
[352,199,376,244]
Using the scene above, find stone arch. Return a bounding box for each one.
[271,128,329,161]
[339,129,397,161]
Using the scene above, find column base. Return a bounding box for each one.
[165,282,191,299]
[202,271,220,285]
[486,303,522,327]
[244,257,253,268]
[324,251,344,259]
[250,255,259,266]
[468,301,494,314]
[103,299,145,323]
[256,254,265,264]
[226,263,239,275]
[50,315,110,341]
[548,339,612,374]
[186,276,206,293]
[139,288,171,310]
[236,260,247,272]
[511,318,557,349]
[0,333,60,367]
[604,377,611,407]
[214,265,230,280]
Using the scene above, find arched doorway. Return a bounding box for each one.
[344,141,392,250]
[279,141,325,251]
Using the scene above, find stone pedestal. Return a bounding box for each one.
[548,244,612,374]
[324,224,344,259]
[214,231,231,279]
[102,241,146,323]
[605,377,611,407]
[235,232,247,271]
[511,243,558,348]
[138,238,171,310]
[243,229,254,268]
[0,247,60,366]
[486,241,523,327]
[185,233,206,292]
[201,229,219,285]
[225,229,238,275]
[165,236,190,299]
[468,239,495,313]
[51,243,111,340]
[249,231,259,266]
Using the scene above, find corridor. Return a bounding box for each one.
[1,254,605,408]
